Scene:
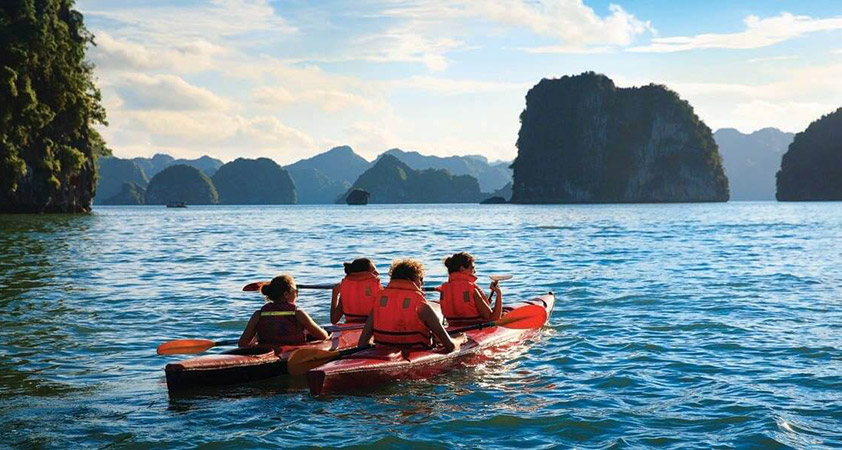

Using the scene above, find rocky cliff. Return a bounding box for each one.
[286,146,370,204]
[95,157,148,202]
[511,72,729,203]
[380,148,512,193]
[776,108,842,201]
[145,165,218,205]
[338,154,483,204]
[212,158,296,204]
[715,128,793,201]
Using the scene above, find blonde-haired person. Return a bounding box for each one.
[358,259,465,353]
[239,275,329,347]
[438,252,502,325]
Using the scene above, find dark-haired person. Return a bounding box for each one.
[239,274,329,347]
[358,259,465,353]
[439,252,502,325]
[330,258,382,324]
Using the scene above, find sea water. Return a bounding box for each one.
[1,203,840,448]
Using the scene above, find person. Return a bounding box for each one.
[239,274,329,347]
[330,258,382,324]
[358,259,465,353]
[438,252,502,325]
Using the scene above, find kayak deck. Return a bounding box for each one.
[165,324,362,393]
[306,293,555,395]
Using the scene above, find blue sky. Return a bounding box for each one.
[78,0,842,164]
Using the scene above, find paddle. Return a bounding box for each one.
[243,274,514,293]
[286,303,547,375]
[156,324,366,355]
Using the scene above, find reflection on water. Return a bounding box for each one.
[1,203,842,447]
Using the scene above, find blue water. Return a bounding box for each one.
[1,203,841,448]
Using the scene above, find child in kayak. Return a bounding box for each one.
[358,259,465,353]
[439,252,502,325]
[330,258,382,324]
[238,274,329,347]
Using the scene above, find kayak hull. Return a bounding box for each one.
[306,293,555,396]
[165,325,362,393]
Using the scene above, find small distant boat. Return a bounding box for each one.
[346,189,370,205]
[166,201,187,208]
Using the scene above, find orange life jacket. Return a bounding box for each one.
[372,279,432,348]
[439,272,484,324]
[339,272,382,323]
[256,302,306,345]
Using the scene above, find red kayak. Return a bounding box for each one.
[306,292,555,395]
[165,323,363,393]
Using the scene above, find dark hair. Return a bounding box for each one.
[260,274,295,302]
[444,252,475,274]
[344,258,376,275]
[389,259,425,282]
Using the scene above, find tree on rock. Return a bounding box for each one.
[776,107,842,201]
[212,157,297,204]
[0,0,109,213]
[145,165,218,205]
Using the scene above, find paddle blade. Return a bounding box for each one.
[157,339,217,355]
[242,281,265,292]
[489,274,513,281]
[287,348,339,375]
[497,305,547,329]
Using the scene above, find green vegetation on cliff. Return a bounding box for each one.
[145,164,218,205]
[381,148,512,193]
[776,108,842,201]
[212,158,296,204]
[511,72,728,204]
[0,0,108,213]
[339,154,483,204]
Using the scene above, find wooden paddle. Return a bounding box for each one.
[156,324,365,355]
[286,302,547,375]
[243,274,514,293]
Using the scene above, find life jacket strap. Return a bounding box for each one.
[261,311,296,317]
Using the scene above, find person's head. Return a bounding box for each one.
[343,258,378,275]
[260,274,298,303]
[389,259,425,285]
[444,252,475,274]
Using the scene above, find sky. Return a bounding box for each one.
[77,0,842,164]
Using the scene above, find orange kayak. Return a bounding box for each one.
[306,293,555,395]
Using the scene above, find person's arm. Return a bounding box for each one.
[489,280,502,321]
[473,286,494,320]
[418,303,464,353]
[295,310,330,341]
[358,314,374,347]
[238,310,261,347]
[329,283,343,324]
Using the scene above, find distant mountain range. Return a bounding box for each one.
[96,147,511,205]
[714,128,794,201]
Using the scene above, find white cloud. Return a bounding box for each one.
[746,55,799,63]
[91,31,230,73]
[630,13,842,53]
[387,76,529,95]
[113,73,230,111]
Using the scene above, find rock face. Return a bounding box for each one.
[345,189,370,205]
[145,165,218,205]
[715,128,794,200]
[511,72,729,203]
[99,182,145,205]
[339,154,483,203]
[286,146,370,204]
[380,149,512,193]
[212,158,296,204]
[0,1,108,213]
[96,157,149,202]
[776,108,842,201]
